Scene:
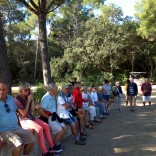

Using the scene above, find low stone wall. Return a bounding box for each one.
[0,125,71,156]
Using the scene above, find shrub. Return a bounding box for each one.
[33,83,46,104]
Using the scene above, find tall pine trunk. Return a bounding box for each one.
[38,7,52,86]
[0,13,12,93]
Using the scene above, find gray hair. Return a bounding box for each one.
[62,84,69,89]
[46,82,57,91]
[115,81,120,85]
[87,87,91,91]
[19,82,31,90]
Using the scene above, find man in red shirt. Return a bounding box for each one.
[72,82,89,136]
[73,82,83,108]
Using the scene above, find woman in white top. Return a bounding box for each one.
[81,86,100,127]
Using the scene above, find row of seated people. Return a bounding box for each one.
[0,81,111,156]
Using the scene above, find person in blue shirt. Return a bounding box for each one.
[38,83,67,151]
[0,82,35,156]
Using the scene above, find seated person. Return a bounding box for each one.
[81,86,98,128]
[14,82,61,156]
[91,86,105,119]
[57,85,86,145]
[38,83,67,150]
[72,82,89,136]
[0,82,35,156]
[87,87,101,122]
[97,86,109,114]
[67,84,88,137]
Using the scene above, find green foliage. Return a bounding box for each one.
[82,72,114,86]
[113,73,129,85]
[1,0,156,85]
[33,83,46,104]
[135,0,156,40]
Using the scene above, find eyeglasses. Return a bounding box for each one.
[4,103,10,113]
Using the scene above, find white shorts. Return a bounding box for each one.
[143,96,151,102]
[48,118,65,135]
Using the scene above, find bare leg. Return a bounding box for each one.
[79,109,89,126]
[71,123,78,138]
[53,130,64,145]
[143,102,145,107]
[12,145,22,156]
[77,114,84,133]
[23,142,34,155]
[62,126,67,133]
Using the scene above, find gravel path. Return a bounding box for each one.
[61,86,156,156]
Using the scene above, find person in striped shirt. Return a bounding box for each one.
[126,78,138,111]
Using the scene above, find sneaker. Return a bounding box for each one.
[75,140,86,145]
[56,144,65,151]
[49,145,62,154]
[100,116,106,119]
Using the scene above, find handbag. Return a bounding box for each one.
[69,108,78,117]
[116,87,122,98]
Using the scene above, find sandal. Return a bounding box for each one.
[86,124,94,129]
[94,119,102,123]
[88,124,94,129]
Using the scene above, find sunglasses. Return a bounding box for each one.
[4,103,10,113]
[24,88,30,92]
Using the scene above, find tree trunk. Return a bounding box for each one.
[34,36,39,80]
[0,14,12,93]
[38,10,52,86]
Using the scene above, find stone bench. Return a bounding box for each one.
[0,125,71,156]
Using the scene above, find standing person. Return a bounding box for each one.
[124,80,130,106]
[126,78,138,111]
[103,80,111,113]
[68,77,77,87]
[38,83,67,151]
[57,85,86,145]
[112,81,123,111]
[0,82,35,156]
[14,82,62,156]
[141,78,152,107]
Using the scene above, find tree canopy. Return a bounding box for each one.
[0,0,156,86]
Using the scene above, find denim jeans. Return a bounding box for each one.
[95,102,104,115]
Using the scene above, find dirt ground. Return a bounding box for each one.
[61,85,156,156]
